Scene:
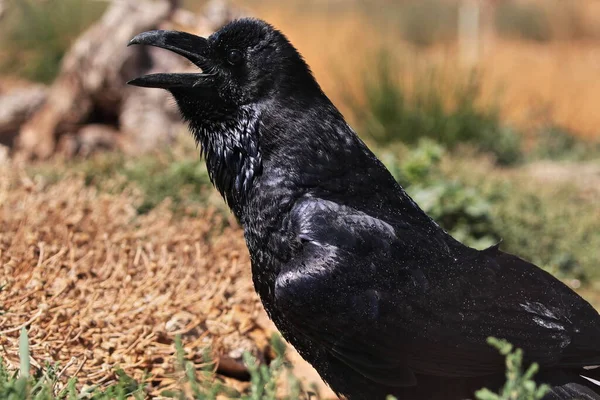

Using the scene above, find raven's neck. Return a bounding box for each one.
[245,96,447,242]
[189,105,262,217]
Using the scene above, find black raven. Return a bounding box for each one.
[128,18,600,400]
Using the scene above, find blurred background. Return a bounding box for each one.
[0,0,599,398]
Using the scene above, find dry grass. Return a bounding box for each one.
[243,0,600,139]
[478,39,600,140]
[0,162,269,395]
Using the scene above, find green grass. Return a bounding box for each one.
[29,144,216,216]
[377,140,599,282]
[439,149,599,283]
[1,328,553,400]
[0,0,106,83]
[1,329,304,400]
[381,140,500,250]
[346,53,522,165]
[476,173,598,282]
[530,125,600,162]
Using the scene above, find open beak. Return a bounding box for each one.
[127,30,211,89]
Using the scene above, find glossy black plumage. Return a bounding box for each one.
[128,18,600,399]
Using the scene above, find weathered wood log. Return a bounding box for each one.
[0,85,47,147]
[17,0,178,160]
[119,0,247,154]
[57,124,121,158]
[15,0,244,160]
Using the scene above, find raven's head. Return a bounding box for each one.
[128,18,323,211]
[128,18,320,121]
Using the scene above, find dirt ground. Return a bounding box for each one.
[0,163,334,397]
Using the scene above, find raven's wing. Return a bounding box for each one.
[274,198,600,387]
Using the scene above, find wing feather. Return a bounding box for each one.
[275,197,600,385]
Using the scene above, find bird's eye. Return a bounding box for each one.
[227,49,243,65]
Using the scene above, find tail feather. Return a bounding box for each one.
[544,383,600,400]
[582,366,600,378]
[582,367,600,388]
[541,369,600,400]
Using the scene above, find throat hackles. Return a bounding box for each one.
[191,106,262,212]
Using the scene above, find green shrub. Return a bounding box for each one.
[30,149,215,215]
[349,54,522,165]
[530,125,600,161]
[441,152,599,282]
[481,179,596,282]
[381,142,598,282]
[411,180,498,249]
[0,0,106,83]
[380,140,500,249]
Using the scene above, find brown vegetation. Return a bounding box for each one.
[0,164,269,395]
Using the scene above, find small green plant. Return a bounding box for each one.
[242,334,302,400]
[157,333,303,400]
[160,335,240,399]
[1,330,305,400]
[0,329,147,399]
[349,53,522,165]
[475,337,549,400]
